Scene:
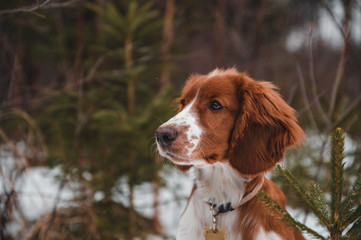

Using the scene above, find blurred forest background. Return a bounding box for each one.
[0,0,360,239]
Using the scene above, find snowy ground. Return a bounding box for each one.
[2,164,328,240]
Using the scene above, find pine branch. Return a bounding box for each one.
[275,165,331,230]
[342,173,361,225]
[257,191,327,240]
[345,204,361,227]
[309,180,330,229]
[330,128,345,231]
[264,129,359,240]
[344,218,361,240]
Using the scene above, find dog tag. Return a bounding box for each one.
[203,226,226,240]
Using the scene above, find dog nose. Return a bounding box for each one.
[155,127,177,147]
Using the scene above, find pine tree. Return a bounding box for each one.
[258,128,361,240]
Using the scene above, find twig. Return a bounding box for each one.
[41,176,67,240]
[314,134,330,182]
[0,0,52,15]
[0,128,48,209]
[308,25,330,126]
[286,83,298,105]
[331,94,361,130]
[326,0,351,118]
[0,165,16,192]
[296,89,327,118]
[319,0,347,39]
[296,64,318,131]
[0,0,82,15]
[42,0,83,9]
[328,45,349,118]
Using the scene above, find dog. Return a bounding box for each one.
[155,68,305,240]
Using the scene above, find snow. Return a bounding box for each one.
[0,162,330,239]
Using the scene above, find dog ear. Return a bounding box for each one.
[229,74,304,176]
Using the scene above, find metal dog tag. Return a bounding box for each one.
[203,227,226,240]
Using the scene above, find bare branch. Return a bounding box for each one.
[328,45,349,118]
[319,0,347,39]
[42,0,83,9]
[0,165,16,192]
[325,0,351,118]
[0,0,83,15]
[0,0,51,15]
[332,94,361,129]
[0,127,49,209]
[286,83,298,105]
[314,135,330,182]
[41,177,67,240]
[296,64,319,131]
[296,89,327,118]
[308,25,330,126]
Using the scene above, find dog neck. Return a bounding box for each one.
[194,162,250,205]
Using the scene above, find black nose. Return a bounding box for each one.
[155,127,177,147]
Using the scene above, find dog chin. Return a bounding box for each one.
[161,151,206,166]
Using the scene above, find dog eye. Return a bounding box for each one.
[209,101,223,111]
[180,99,186,107]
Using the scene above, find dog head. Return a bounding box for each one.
[155,68,304,176]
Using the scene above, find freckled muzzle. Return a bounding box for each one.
[155,127,178,148]
[155,94,203,164]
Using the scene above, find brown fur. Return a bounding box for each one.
[160,69,305,239]
[174,71,304,176]
[237,178,292,239]
[230,73,305,176]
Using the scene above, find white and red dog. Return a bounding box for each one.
[155,68,305,240]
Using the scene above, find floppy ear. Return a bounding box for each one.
[229,74,304,176]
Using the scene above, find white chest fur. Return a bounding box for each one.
[176,162,282,240]
[177,163,246,240]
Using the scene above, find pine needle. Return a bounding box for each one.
[257,191,327,240]
[275,165,331,230]
[260,129,360,240]
[330,128,345,235]
[309,180,330,229]
[344,218,361,240]
[342,173,361,225]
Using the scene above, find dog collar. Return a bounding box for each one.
[206,176,264,215]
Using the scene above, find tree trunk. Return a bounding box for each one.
[152,0,176,233]
[125,35,136,239]
[8,33,25,108]
[213,0,226,66]
[159,0,175,89]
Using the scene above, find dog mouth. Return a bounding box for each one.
[160,149,193,165]
[157,145,206,166]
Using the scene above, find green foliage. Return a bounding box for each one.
[258,128,361,240]
[0,0,174,238]
[257,191,326,240]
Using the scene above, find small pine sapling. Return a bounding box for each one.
[257,128,361,240]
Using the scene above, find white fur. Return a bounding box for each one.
[196,162,248,204]
[177,163,247,240]
[207,68,220,78]
[176,163,285,240]
[161,94,203,159]
[207,68,239,79]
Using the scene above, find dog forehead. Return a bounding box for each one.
[180,75,205,99]
[181,74,237,101]
[199,77,237,97]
